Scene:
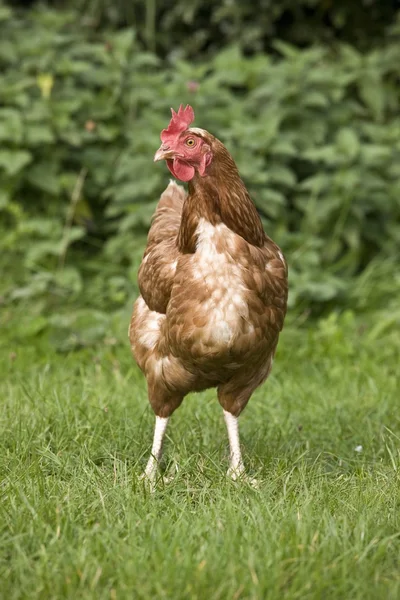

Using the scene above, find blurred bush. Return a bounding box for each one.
[0,5,400,343]
[13,0,399,55]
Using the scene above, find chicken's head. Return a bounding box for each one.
[154,104,213,182]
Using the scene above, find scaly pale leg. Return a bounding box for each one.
[223,410,245,480]
[141,416,169,488]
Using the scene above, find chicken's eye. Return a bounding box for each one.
[185,138,196,147]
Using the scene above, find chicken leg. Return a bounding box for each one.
[141,416,169,487]
[223,410,245,479]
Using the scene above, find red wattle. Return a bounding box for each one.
[166,158,195,182]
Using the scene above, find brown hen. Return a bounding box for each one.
[129,105,288,485]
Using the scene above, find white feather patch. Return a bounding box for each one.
[135,297,165,350]
[193,218,248,344]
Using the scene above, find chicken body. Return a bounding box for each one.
[130,119,288,485]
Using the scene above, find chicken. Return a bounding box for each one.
[129,104,288,486]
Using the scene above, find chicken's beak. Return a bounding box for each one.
[154,144,174,162]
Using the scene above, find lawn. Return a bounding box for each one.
[1,307,399,599]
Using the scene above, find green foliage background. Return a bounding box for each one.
[1,1,400,348]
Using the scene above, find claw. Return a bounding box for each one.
[227,467,259,488]
[139,472,156,493]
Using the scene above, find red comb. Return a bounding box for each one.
[161,104,195,144]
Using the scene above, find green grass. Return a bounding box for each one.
[1,308,400,599]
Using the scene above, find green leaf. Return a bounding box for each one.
[361,144,391,165]
[53,267,83,293]
[336,128,360,160]
[0,189,10,209]
[299,173,330,194]
[0,7,12,21]
[26,162,60,195]
[359,75,385,120]
[268,165,297,187]
[0,108,24,143]
[14,315,48,338]
[25,124,55,145]
[0,150,32,176]
[272,40,300,58]
[302,91,329,108]
[270,139,297,157]
[303,146,341,166]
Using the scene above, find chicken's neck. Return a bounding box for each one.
[177,145,265,253]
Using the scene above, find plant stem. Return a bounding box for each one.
[58,167,88,271]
